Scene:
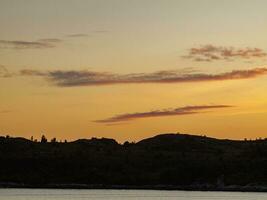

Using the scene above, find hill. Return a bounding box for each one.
[0,133,267,191]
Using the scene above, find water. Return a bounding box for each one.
[0,189,266,200]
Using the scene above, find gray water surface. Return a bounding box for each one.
[0,189,266,200]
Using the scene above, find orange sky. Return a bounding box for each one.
[1,0,267,142]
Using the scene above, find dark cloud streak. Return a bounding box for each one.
[184,45,267,62]
[94,105,233,123]
[20,67,267,87]
[0,38,62,49]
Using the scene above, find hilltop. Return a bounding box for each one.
[0,133,267,191]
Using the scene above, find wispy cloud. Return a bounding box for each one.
[0,30,108,49]
[183,45,267,62]
[0,110,12,114]
[94,105,233,123]
[37,38,62,43]
[20,67,267,87]
[0,66,13,78]
[66,30,109,38]
[66,34,89,38]
[20,69,48,76]
[0,38,62,49]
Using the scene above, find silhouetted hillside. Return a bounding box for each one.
[0,133,267,191]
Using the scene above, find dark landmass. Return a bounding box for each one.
[0,133,267,192]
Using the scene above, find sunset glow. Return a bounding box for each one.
[1,0,267,142]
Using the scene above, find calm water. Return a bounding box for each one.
[0,189,266,200]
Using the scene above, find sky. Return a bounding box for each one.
[1,0,267,142]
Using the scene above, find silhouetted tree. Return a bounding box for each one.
[123,141,130,146]
[41,135,47,143]
[1,133,267,188]
[51,137,57,143]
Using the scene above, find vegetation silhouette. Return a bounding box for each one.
[0,133,267,191]
[41,135,47,143]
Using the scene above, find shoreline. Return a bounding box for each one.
[0,183,267,192]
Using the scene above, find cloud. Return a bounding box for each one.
[0,110,12,114]
[94,105,233,123]
[20,67,267,87]
[66,30,109,38]
[183,45,267,62]
[66,34,89,38]
[0,38,62,49]
[20,69,48,76]
[37,38,63,43]
[0,66,13,78]
[0,31,108,49]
